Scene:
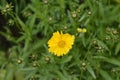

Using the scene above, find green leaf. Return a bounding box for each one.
[78,13,87,22]
[16,16,32,38]
[99,69,112,80]
[105,58,120,66]
[60,56,72,64]
[94,56,120,66]
[19,67,36,71]
[86,64,96,79]
[27,14,36,29]
[97,40,109,51]
[67,10,75,27]
[15,71,25,80]
[32,39,47,51]
[0,51,6,65]
[55,71,68,80]
[82,35,86,47]
[0,69,6,80]
[115,42,120,55]
[4,68,13,80]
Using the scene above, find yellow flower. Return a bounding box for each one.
[77,28,83,32]
[82,28,87,33]
[77,28,87,33]
[47,31,75,56]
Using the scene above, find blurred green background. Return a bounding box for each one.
[0,0,120,80]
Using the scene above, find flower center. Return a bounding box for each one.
[58,40,66,48]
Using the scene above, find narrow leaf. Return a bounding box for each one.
[115,42,120,55]
[99,69,112,80]
[60,56,72,64]
[94,56,120,66]
[86,64,96,79]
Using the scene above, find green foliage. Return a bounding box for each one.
[0,0,120,80]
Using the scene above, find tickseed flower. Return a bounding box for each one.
[47,31,75,56]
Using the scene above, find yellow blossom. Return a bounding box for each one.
[77,28,83,32]
[47,31,75,56]
[82,28,87,33]
[77,28,87,33]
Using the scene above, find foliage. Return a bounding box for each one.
[0,0,120,80]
